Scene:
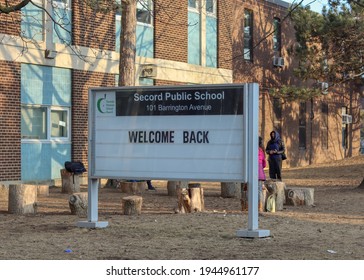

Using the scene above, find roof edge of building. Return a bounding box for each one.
[265,0,290,9]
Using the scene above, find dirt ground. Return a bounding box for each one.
[0,156,363,260]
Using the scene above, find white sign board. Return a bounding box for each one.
[89,84,246,182]
[83,83,270,237]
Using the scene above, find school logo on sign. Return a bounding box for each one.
[96,92,115,116]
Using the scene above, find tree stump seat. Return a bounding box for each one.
[37,184,49,197]
[176,183,204,213]
[61,169,80,194]
[69,192,88,217]
[122,195,143,215]
[285,187,314,206]
[221,182,241,198]
[119,181,145,194]
[265,180,286,211]
[8,184,38,214]
[167,181,188,196]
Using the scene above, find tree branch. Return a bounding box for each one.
[0,0,31,14]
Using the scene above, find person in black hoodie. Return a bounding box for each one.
[265,130,285,181]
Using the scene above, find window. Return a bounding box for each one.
[273,18,281,55]
[244,9,253,61]
[206,0,216,15]
[188,0,198,9]
[21,0,44,41]
[51,0,72,44]
[273,98,282,135]
[51,109,68,138]
[115,0,154,57]
[188,2,201,65]
[299,102,307,149]
[188,1,217,67]
[21,105,69,140]
[137,0,152,25]
[321,102,328,149]
[21,107,47,139]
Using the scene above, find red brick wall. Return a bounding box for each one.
[154,80,185,86]
[154,0,188,62]
[233,0,296,86]
[217,0,233,70]
[71,70,115,171]
[0,61,21,180]
[0,1,21,36]
[72,0,116,50]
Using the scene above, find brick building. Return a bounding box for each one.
[0,0,362,184]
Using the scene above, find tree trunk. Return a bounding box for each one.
[119,181,145,194]
[119,0,136,87]
[61,169,80,194]
[122,195,143,215]
[221,182,241,198]
[105,0,137,188]
[37,184,49,197]
[69,192,88,217]
[8,184,37,214]
[265,180,286,211]
[189,183,205,212]
[104,179,119,188]
[167,181,188,196]
[176,183,204,213]
[0,184,9,202]
[176,186,191,213]
[285,188,315,206]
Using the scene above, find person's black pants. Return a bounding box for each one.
[268,157,282,180]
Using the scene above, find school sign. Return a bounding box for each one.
[90,84,245,181]
[82,83,270,238]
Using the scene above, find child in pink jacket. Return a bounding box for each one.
[258,137,266,211]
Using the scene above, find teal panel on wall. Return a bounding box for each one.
[116,21,154,58]
[21,64,71,106]
[188,11,201,65]
[51,142,72,179]
[136,25,154,58]
[21,64,44,104]
[206,16,217,68]
[21,3,43,42]
[53,8,72,44]
[21,143,71,181]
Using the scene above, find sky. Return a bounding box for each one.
[286,0,329,13]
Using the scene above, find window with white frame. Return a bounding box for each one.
[137,0,153,25]
[115,0,154,55]
[206,0,216,16]
[51,0,70,9]
[244,9,253,61]
[51,0,72,44]
[21,105,70,140]
[188,0,199,10]
[21,0,44,41]
[273,17,281,55]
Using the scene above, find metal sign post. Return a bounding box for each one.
[236,83,270,238]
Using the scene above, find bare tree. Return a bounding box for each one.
[119,0,136,86]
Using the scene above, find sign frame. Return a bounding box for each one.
[77,83,270,238]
